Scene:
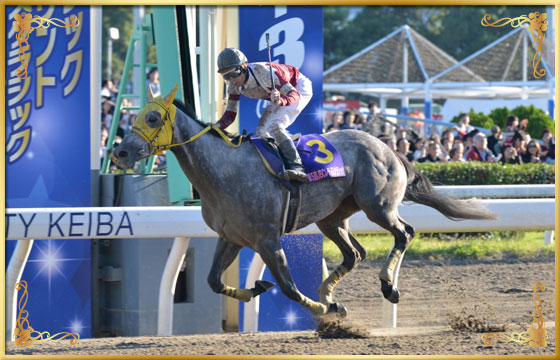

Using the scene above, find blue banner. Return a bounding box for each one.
[238,5,323,135]
[238,6,323,331]
[239,235,323,332]
[5,6,91,338]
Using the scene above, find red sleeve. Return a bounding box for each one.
[279,90,301,106]
[217,110,236,129]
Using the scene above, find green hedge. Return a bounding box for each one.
[414,162,555,185]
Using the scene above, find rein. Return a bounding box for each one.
[131,100,243,155]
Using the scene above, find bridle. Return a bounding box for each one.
[130,99,243,156]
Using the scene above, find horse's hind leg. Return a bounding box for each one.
[359,202,415,303]
[207,237,274,302]
[316,209,365,306]
[255,238,346,317]
[375,213,415,304]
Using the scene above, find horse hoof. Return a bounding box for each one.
[327,302,347,318]
[252,280,275,297]
[380,280,400,304]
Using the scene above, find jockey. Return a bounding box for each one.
[215,47,312,182]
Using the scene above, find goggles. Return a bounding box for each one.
[222,66,244,81]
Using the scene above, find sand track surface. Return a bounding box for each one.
[7,257,555,356]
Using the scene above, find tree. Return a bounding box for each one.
[102,6,134,83]
[101,6,157,86]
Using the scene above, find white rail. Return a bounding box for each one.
[5,187,555,337]
[4,199,555,241]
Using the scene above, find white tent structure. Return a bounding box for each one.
[324,25,555,119]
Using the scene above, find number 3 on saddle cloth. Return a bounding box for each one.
[250,134,346,189]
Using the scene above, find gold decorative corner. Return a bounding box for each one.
[13,281,80,347]
[481,12,548,79]
[13,11,80,79]
[481,281,547,348]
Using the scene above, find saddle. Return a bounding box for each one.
[250,133,346,234]
[250,133,346,189]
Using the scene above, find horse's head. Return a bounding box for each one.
[114,85,178,169]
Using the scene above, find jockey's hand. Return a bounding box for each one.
[270,89,282,106]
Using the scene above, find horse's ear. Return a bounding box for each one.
[163,84,179,107]
[147,85,154,102]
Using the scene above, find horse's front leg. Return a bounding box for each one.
[207,237,274,302]
[255,238,346,317]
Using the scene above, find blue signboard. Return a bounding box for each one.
[239,234,323,332]
[238,5,323,332]
[5,6,91,338]
[238,5,323,135]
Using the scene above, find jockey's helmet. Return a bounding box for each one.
[217,48,248,77]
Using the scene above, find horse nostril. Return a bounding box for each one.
[118,150,129,159]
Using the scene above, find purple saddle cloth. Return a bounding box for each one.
[251,134,346,187]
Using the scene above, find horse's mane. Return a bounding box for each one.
[172,98,240,140]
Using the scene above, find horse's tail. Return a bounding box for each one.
[395,152,497,220]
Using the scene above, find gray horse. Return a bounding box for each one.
[114,85,496,318]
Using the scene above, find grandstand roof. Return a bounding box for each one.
[324,26,553,100]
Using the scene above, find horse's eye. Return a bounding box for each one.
[146,112,160,128]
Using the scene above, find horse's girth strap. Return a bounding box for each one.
[284,184,302,234]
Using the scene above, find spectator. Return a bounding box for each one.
[381,135,397,151]
[452,113,474,138]
[466,133,495,163]
[522,140,542,164]
[147,68,161,100]
[412,137,427,161]
[102,99,115,129]
[363,101,381,135]
[418,141,448,163]
[340,110,358,130]
[441,129,455,147]
[511,131,527,158]
[518,118,529,133]
[449,147,463,162]
[395,126,408,141]
[397,138,414,162]
[539,128,553,159]
[462,132,474,159]
[101,78,117,101]
[487,125,503,157]
[451,142,465,162]
[100,126,109,162]
[500,145,522,164]
[544,141,555,164]
[429,133,441,145]
[354,112,367,130]
[328,111,343,131]
[505,114,519,133]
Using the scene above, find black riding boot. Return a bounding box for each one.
[277,139,308,182]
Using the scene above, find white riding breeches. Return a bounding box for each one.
[256,75,313,144]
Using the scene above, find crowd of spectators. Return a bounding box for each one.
[323,107,555,165]
[100,68,167,171]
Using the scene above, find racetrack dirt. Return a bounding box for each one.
[7,257,555,356]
